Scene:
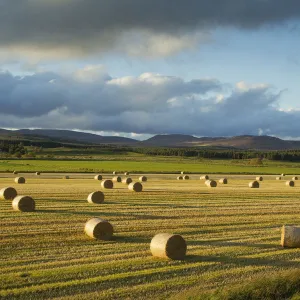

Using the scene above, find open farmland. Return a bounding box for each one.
[1,173,300,299]
[1,158,300,174]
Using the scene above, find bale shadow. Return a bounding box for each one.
[131,214,180,220]
[188,240,278,249]
[197,254,300,269]
[38,209,126,217]
[114,235,149,244]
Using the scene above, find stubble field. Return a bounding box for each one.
[1,173,300,299]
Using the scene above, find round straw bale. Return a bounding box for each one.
[150,233,187,260]
[200,175,209,180]
[181,171,185,174]
[13,171,18,175]
[281,225,300,248]
[177,176,183,180]
[124,172,129,175]
[276,176,282,180]
[256,176,263,181]
[15,177,25,184]
[112,176,122,183]
[112,171,117,175]
[0,187,17,200]
[35,172,40,176]
[249,181,259,188]
[84,217,113,240]
[122,177,132,185]
[87,191,105,204]
[205,180,217,187]
[63,175,70,179]
[12,196,35,212]
[219,178,228,184]
[286,180,295,187]
[139,176,147,182]
[292,176,298,180]
[281,173,285,176]
[94,174,103,181]
[128,182,143,192]
[183,175,189,180]
[101,180,113,189]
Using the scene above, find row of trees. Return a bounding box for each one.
[0,141,27,157]
[132,147,300,161]
[2,139,300,162]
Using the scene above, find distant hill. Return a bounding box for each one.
[0,129,300,150]
[142,134,200,146]
[141,134,300,150]
[16,129,138,145]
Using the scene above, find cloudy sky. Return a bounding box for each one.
[1,1,300,139]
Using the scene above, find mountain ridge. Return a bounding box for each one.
[1,129,300,150]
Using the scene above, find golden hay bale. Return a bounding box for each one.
[35,172,40,176]
[181,171,185,174]
[63,175,70,179]
[101,180,113,189]
[292,176,298,180]
[122,177,132,185]
[112,176,122,183]
[128,182,143,192]
[113,171,117,175]
[183,175,189,180]
[256,176,263,181]
[205,180,217,187]
[286,180,295,187]
[0,187,17,200]
[87,191,105,204]
[14,177,25,184]
[12,196,35,212]
[281,173,285,176]
[276,177,282,180]
[249,181,259,188]
[124,172,129,175]
[94,174,103,181]
[200,175,209,180]
[150,233,187,260]
[177,176,183,180]
[281,225,300,248]
[139,176,147,182]
[84,217,114,240]
[13,171,18,175]
[219,178,228,184]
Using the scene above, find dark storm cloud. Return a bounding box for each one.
[0,67,299,137]
[0,0,299,57]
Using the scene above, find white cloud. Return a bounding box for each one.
[0,66,298,137]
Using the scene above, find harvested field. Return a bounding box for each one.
[1,174,300,299]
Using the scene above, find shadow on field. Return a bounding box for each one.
[128,202,208,209]
[188,239,277,249]
[189,254,300,269]
[131,214,180,220]
[189,240,282,249]
[38,209,126,217]
[114,235,149,244]
[39,199,84,203]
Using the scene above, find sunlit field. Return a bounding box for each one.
[1,173,300,299]
[0,157,300,174]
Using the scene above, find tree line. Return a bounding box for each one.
[1,139,300,161]
[132,147,300,161]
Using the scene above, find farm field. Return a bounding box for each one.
[1,174,300,299]
[0,157,300,174]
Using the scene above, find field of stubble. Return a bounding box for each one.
[1,173,300,299]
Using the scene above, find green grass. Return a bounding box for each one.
[178,269,300,299]
[1,175,300,299]
[0,157,300,174]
